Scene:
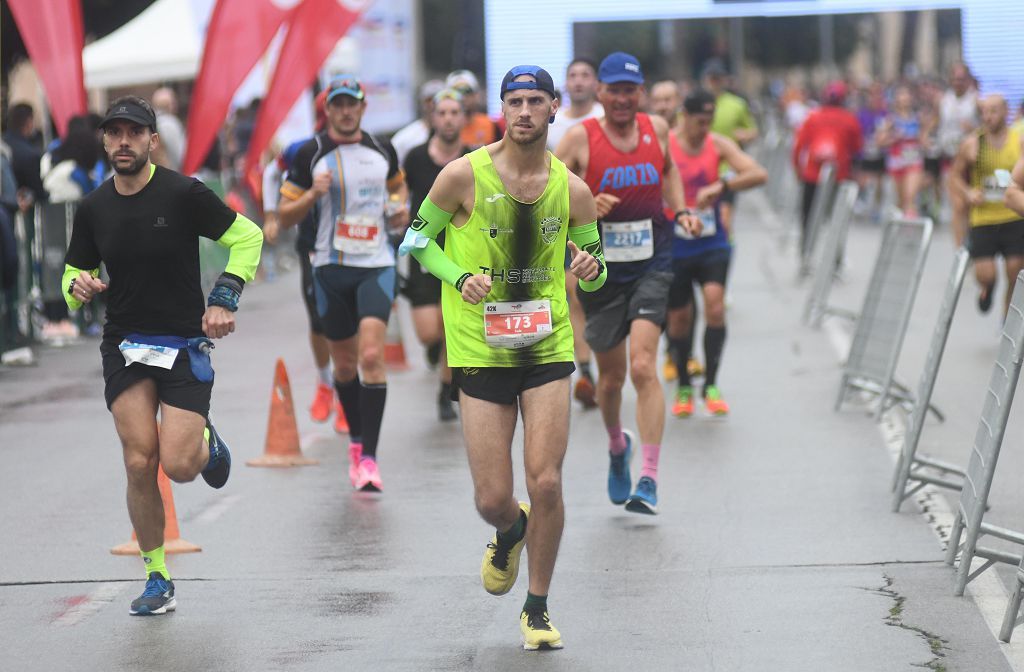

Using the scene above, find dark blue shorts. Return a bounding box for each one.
[313,264,395,341]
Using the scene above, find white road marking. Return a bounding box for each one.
[53,583,125,626]
[194,494,242,524]
[823,314,1024,669]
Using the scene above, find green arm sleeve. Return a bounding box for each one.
[62,264,99,311]
[568,221,607,292]
[401,196,473,290]
[216,213,264,283]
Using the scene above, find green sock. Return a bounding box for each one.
[140,545,169,580]
[496,510,526,544]
[523,592,547,613]
[203,426,211,444]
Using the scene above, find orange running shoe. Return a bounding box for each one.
[662,357,678,382]
[334,400,350,434]
[573,375,597,409]
[310,382,334,423]
[703,385,730,416]
[671,386,694,418]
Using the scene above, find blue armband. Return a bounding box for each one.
[207,273,243,312]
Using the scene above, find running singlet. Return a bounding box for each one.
[666,133,729,259]
[441,148,574,368]
[970,127,1022,227]
[582,113,671,282]
[886,114,923,173]
[284,130,402,269]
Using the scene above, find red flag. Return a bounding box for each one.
[243,0,366,180]
[8,0,87,137]
[181,0,297,176]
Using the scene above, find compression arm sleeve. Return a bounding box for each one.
[216,212,264,283]
[62,264,99,311]
[568,221,607,292]
[399,196,473,290]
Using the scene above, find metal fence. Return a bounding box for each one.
[800,162,836,269]
[802,181,859,328]
[945,271,1024,597]
[835,215,934,420]
[890,248,970,512]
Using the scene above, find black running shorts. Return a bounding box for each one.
[451,361,575,406]
[400,257,441,308]
[968,220,1024,260]
[313,264,395,341]
[577,271,673,353]
[668,249,732,309]
[100,339,212,415]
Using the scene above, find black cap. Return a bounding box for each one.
[683,89,717,115]
[100,98,157,131]
[700,58,728,80]
[500,65,556,100]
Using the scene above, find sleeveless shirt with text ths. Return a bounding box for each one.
[583,113,672,283]
[441,147,574,368]
[970,127,1022,227]
[667,132,730,259]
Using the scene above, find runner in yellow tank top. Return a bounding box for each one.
[951,94,1024,315]
[399,66,606,651]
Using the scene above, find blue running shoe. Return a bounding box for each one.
[607,429,635,505]
[201,419,231,489]
[129,572,176,615]
[625,476,658,515]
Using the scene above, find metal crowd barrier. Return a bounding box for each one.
[946,271,1024,598]
[890,248,970,512]
[36,202,76,304]
[835,215,934,420]
[800,162,836,268]
[802,181,859,328]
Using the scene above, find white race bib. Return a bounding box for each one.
[483,300,553,349]
[333,213,381,255]
[119,340,178,370]
[602,219,653,262]
[676,209,717,239]
[984,169,1013,203]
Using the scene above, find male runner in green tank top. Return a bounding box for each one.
[400,66,606,650]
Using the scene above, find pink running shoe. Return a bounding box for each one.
[355,457,383,492]
[348,442,363,487]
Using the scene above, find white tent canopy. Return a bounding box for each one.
[83,0,204,89]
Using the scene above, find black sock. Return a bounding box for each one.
[578,360,592,380]
[703,325,727,389]
[358,382,387,459]
[668,333,693,387]
[523,592,547,613]
[334,376,363,441]
[496,509,527,545]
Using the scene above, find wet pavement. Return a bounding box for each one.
[1,190,1022,671]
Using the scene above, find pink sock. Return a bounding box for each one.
[640,444,660,480]
[608,425,627,455]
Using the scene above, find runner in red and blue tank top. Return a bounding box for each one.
[556,52,699,515]
[663,89,766,420]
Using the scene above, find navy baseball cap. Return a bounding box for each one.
[326,76,365,102]
[100,97,157,131]
[598,52,644,85]
[500,65,557,100]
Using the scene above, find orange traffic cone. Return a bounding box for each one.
[248,358,319,467]
[384,302,409,371]
[111,466,201,555]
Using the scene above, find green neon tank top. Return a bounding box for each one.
[442,147,574,367]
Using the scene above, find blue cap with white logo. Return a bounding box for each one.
[500,65,557,100]
[598,52,644,85]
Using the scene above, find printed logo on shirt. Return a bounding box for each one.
[154,217,167,228]
[478,265,555,284]
[485,193,506,203]
[597,163,660,191]
[480,224,514,238]
[540,217,561,244]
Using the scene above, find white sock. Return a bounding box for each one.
[319,366,332,386]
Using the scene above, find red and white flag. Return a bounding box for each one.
[181,0,299,175]
[243,0,368,182]
[8,0,87,136]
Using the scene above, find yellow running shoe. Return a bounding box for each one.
[481,502,530,595]
[704,385,730,416]
[521,609,563,650]
[686,358,704,378]
[662,357,678,382]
